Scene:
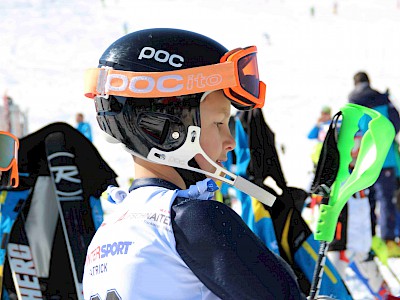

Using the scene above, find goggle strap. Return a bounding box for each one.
[84,63,237,99]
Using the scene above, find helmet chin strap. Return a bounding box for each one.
[146,126,276,207]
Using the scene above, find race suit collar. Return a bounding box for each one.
[129,178,181,192]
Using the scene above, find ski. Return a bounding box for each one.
[0,189,31,299]
[3,178,79,299]
[7,241,43,299]
[44,131,96,299]
[374,257,400,289]
[4,188,44,299]
[347,254,396,300]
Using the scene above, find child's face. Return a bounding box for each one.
[196,90,236,175]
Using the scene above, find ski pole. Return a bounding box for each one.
[309,103,395,300]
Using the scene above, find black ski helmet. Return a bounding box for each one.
[95,28,228,157]
[86,28,276,206]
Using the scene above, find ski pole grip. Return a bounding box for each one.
[315,103,395,242]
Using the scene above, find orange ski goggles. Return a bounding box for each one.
[84,46,265,109]
[0,131,19,188]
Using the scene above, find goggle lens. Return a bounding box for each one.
[0,134,16,169]
[221,46,265,110]
[238,53,260,99]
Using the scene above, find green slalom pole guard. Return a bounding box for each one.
[315,103,395,242]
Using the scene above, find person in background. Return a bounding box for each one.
[307,106,333,172]
[75,112,93,142]
[348,71,400,257]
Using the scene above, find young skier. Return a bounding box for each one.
[82,28,333,299]
[307,106,333,172]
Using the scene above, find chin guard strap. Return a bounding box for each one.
[147,126,276,207]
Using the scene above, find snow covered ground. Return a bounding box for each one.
[2,0,400,297]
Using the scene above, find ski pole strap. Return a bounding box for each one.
[315,103,395,242]
[311,113,341,194]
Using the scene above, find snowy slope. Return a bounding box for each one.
[2,0,400,298]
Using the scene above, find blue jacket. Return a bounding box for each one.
[307,120,332,141]
[76,122,93,142]
[349,83,400,168]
